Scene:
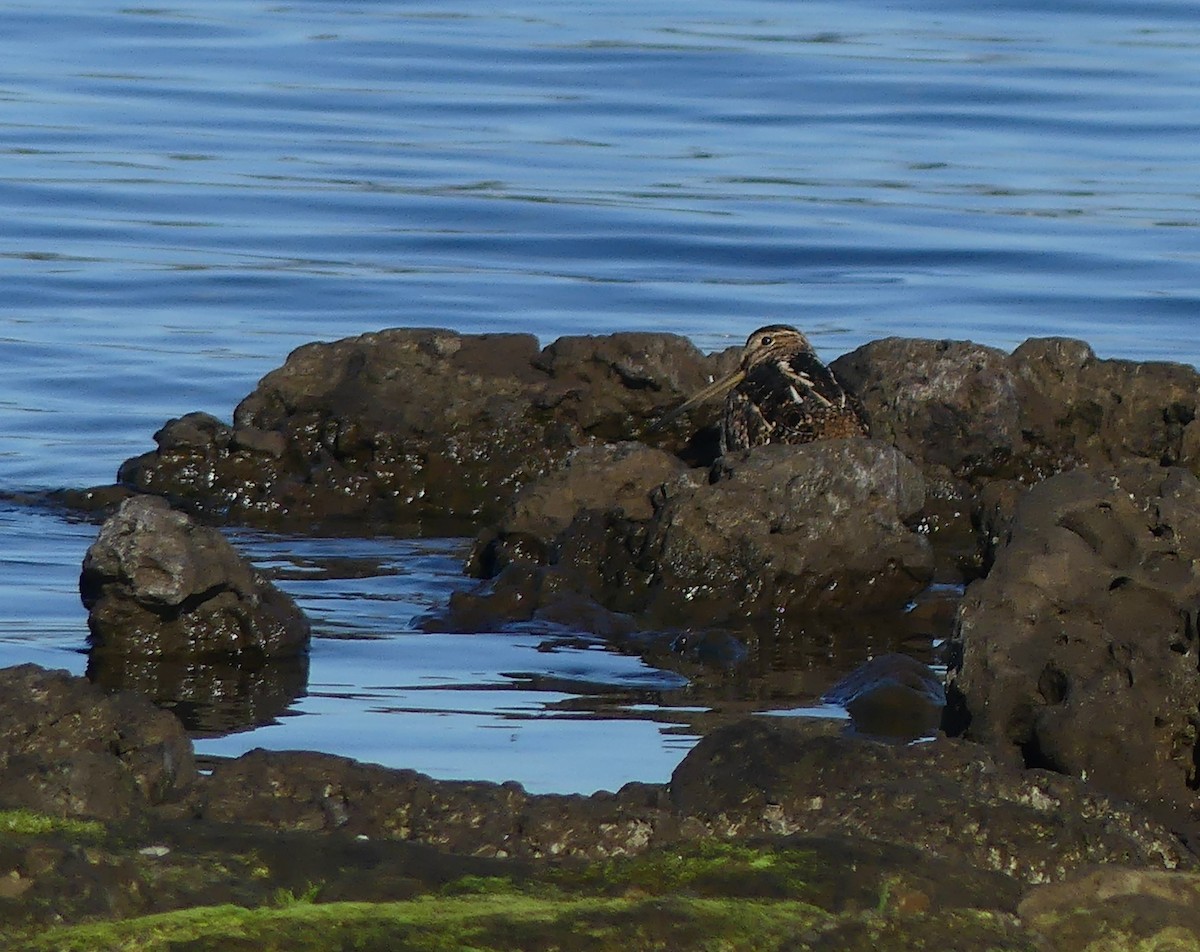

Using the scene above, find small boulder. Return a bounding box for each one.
[80,495,310,659]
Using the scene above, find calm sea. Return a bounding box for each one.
[1,0,1197,792]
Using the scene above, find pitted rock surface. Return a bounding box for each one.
[949,462,1200,827]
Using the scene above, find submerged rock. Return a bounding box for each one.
[821,652,946,739]
[948,462,1200,828]
[80,495,310,660]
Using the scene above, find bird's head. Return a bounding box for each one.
[652,324,814,430]
[740,324,814,370]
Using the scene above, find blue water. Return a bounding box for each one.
[2,0,1198,792]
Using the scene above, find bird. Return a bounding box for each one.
[658,324,868,453]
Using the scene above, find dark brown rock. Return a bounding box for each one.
[832,338,1022,480]
[1012,337,1200,474]
[0,664,195,819]
[117,328,720,534]
[669,718,1193,884]
[639,440,933,626]
[467,441,686,579]
[80,495,310,660]
[948,462,1200,827]
[832,336,1200,486]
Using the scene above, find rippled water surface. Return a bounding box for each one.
[2,0,1198,791]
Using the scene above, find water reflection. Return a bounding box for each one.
[87,650,310,737]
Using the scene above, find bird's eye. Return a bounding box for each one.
[760,335,773,346]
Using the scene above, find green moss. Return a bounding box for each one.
[552,841,822,901]
[0,809,104,840]
[4,894,830,952]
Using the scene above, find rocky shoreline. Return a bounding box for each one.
[5,326,1200,949]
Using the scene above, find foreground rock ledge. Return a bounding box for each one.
[2,663,1198,949]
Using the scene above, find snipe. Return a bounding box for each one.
[661,324,868,453]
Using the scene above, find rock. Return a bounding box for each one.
[832,336,1200,485]
[1018,867,1200,950]
[1012,338,1200,474]
[639,440,933,626]
[822,652,946,739]
[832,338,1022,480]
[116,328,721,534]
[948,462,1200,826]
[668,718,1192,884]
[197,749,682,859]
[80,495,310,660]
[0,665,195,819]
[445,439,933,634]
[194,716,1193,885]
[467,442,686,578]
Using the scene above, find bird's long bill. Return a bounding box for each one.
[652,367,746,430]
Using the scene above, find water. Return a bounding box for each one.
[2,0,1198,792]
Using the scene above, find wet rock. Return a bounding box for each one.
[669,718,1193,884]
[117,329,721,534]
[948,462,1200,826]
[832,336,1200,485]
[446,439,933,634]
[0,665,195,819]
[467,442,686,578]
[80,495,310,660]
[822,652,946,739]
[197,749,684,859]
[639,440,933,626]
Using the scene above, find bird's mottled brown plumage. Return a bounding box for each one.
[661,324,868,453]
